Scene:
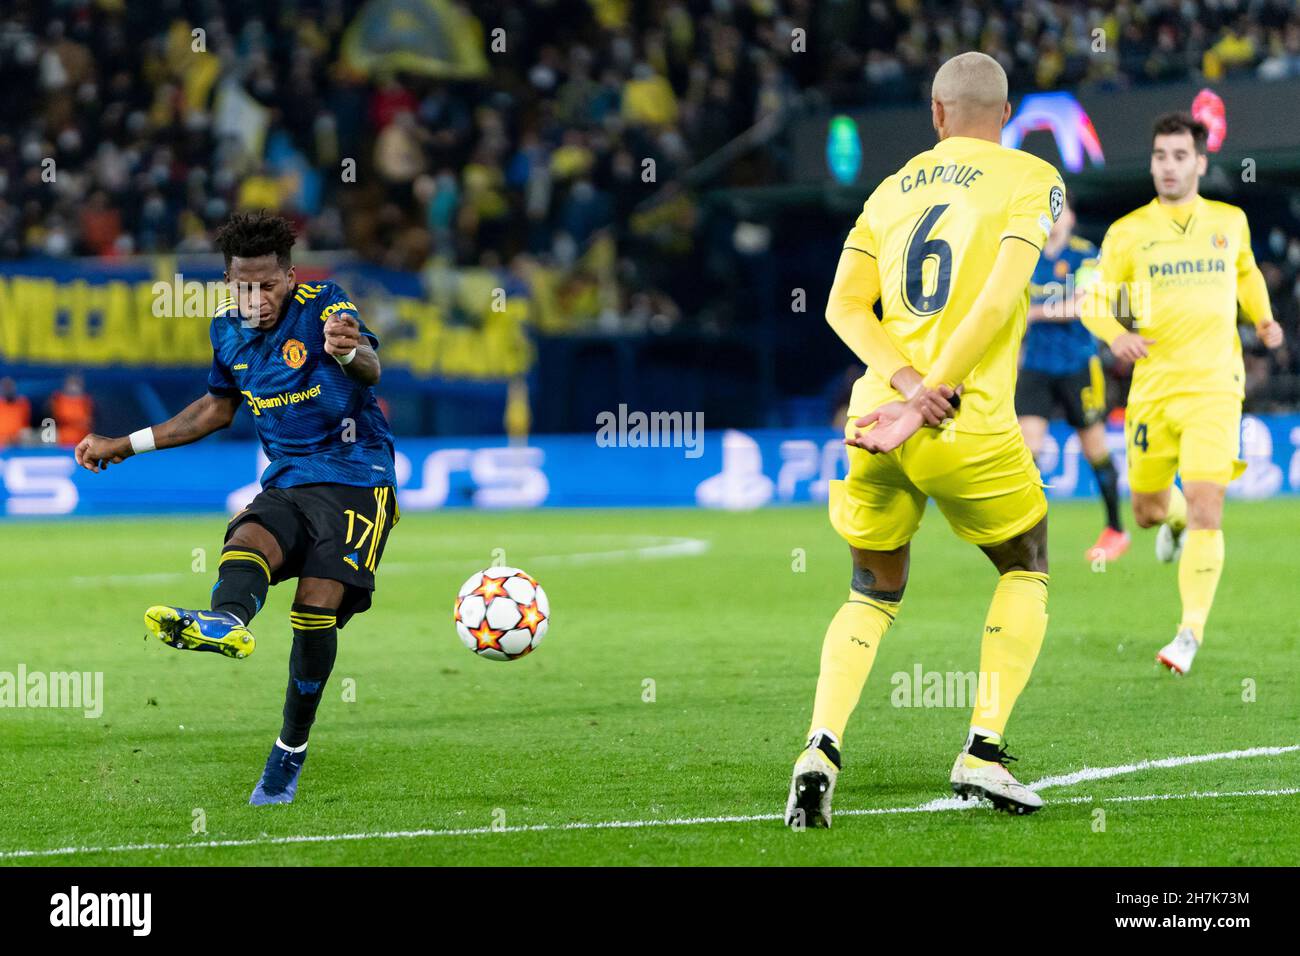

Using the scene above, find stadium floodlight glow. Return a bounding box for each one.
[1001,92,1105,173]
[826,115,863,185]
[1191,89,1227,152]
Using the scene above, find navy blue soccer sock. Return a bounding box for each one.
[211,545,271,625]
[279,604,339,748]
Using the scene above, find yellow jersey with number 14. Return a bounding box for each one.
[843,135,1064,434]
[1095,196,1255,404]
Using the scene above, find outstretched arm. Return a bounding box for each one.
[73,392,241,473]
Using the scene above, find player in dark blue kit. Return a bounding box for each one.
[73,213,399,805]
[1016,195,1129,562]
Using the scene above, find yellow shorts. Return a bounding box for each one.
[829,424,1047,551]
[1124,392,1245,493]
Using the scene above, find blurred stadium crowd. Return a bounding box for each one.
[0,0,1299,441]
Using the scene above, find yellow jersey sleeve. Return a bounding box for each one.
[1235,210,1257,276]
[1235,210,1273,326]
[825,244,911,386]
[1000,164,1063,252]
[1097,221,1133,286]
[843,199,879,258]
[1082,220,1134,345]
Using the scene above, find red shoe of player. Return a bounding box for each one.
[1086,527,1130,562]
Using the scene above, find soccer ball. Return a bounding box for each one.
[454,567,550,661]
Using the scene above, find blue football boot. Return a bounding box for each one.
[249,743,308,805]
[145,606,255,659]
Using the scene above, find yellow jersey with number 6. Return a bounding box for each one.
[843,135,1065,433]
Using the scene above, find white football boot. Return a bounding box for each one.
[1155,522,1187,563]
[785,732,840,829]
[1156,627,1200,675]
[950,738,1043,815]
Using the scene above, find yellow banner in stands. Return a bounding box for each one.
[340,0,489,79]
[0,273,534,380]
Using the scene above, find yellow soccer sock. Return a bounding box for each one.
[807,592,899,743]
[970,571,1049,739]
[1164,484,1188,534]
[1178,529,1224,643]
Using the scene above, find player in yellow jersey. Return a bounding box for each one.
[785,52,1063,828]
[1082,113,1284,675]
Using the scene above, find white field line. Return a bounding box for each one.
[387,535,710,570]
[860,787,1300,816]
[1,745,1295,861]
[1026,744,1300,790]
[68,536,710,586]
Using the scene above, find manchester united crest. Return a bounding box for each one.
[282,338,308,369]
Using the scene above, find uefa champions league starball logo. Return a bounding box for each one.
[1050,185,1064,222]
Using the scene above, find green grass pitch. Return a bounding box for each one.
[0,498,1297,866]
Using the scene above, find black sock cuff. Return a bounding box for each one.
[808,732,843,770]
[219,545,271,581]
[290,604,338,632]
[968,734,1012,764]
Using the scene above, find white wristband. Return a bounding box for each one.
[334,347,358,366]
[129,427,156,454]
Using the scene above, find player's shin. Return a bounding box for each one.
[280,604,339,748]
[1164,484,1188,534]
[807,591,900,745]
[1178,530,1224,643]
[211,545,272,625]
[1090,455,1123,532]
[969,571,1048,739]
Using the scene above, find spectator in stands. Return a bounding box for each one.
[49,371,93,447]
[0,377,32,447]
[3,0,1300,402]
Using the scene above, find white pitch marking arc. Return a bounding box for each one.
[0,745,1294,860]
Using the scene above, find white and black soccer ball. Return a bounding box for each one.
[454,567,550,661]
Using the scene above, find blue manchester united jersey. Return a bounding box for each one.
[1021,235,1100,376]
[207,280,396,489]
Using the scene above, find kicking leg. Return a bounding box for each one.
[949,517,1049,814]
[143,519,283,660]
[211,521,282,625]
[251,577,344,805]
[787,544,908,828]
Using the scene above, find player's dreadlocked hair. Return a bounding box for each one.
[1152,112,1209,154]
[214,212,297,268]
